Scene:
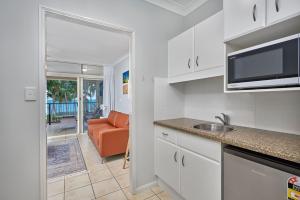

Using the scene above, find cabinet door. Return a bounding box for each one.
[156,139,180,193]
[180,148,221,200]
[194,11,224,71]
[224,0,266,41]
[168,27,194,77]
[267,0,300,25]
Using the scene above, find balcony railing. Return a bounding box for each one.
[46,102,97,125]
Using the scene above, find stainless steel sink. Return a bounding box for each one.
[193,123,234,132]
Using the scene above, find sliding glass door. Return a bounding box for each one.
[46,76,103,135]
[80,78,104,133]
[46,78,78,137]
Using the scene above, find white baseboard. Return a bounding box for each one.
[133,177,184,200]
[157,178,184,200]
[134,181,157,193]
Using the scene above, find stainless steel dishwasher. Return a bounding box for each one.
[224,145,300,200]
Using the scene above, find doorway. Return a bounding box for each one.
[40,7,135,200]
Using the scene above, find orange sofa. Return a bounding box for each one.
[87,111,129,158]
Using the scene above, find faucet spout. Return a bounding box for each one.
[215,113,229,125]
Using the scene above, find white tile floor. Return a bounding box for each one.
[47,134,170,200]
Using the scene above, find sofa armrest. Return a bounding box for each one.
[87,118,108,125]
[98,128,129,152]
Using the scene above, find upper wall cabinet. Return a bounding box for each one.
[168,11,224,84]
[168,27,194,77]
[194,11,224,71]
[224,0,266,41]
[224,0,300,43]
[267,0,300,25]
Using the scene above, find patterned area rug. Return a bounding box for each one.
[47,138,86,179]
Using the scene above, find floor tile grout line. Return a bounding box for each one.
[145,194,160,200]
[105,158,129,200]
[105,160,129,200]
[64,182,92,193]
[63,175,66,200]
[49,134,159,200]
[77,136,124,199]
[77,135,97,200]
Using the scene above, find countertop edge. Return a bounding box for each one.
[154,120,300,164]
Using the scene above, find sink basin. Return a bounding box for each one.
[193,123,234,132]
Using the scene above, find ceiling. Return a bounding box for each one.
[145,0,208,16]
[46,16,130,67]
[47,61,104,76]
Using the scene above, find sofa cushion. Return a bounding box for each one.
[91,123,115,146]
[115,112,129,128]
[107,111,117,126]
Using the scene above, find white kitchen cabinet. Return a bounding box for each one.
[168,11,224,83]
[156,138,180,193]
[155,125,221,200]
[267,0,300,25]
[168,27,194,77]
[194,11,224,71]
[224,0,266,41]
[180,148,221,200]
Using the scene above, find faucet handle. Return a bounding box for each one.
[220,113,229,125]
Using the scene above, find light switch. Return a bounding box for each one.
[24,87,37,101]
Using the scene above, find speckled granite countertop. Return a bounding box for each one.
[154,118,300,164]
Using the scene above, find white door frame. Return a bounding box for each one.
[39,6,137,200]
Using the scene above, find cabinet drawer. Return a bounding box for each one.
[155,126,178,144]
[179,133,221,162]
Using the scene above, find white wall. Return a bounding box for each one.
[114,56,130,114]
[154,78,185,121]
[0,1,184,199]
[184,77,300,135]
[0,0,40,200]
[183,0,222,29]
[154,77,300,135]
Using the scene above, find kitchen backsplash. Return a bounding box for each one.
[184,77,300,135]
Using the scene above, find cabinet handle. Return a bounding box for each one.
[173,152,178,162]
[181,155,185,167]
[196,56,199,67]
[275,0,279,12]
[161,132,168,136]
[188,58,191,69]
[252,4,257,22]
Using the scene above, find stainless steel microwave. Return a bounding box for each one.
[227,34,300,89]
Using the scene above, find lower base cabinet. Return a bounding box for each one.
[180,148,221,200]
[157,139,180,193]
[155,125,221,200]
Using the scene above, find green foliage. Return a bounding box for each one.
[47,80,77,103]
[83,81,97,100]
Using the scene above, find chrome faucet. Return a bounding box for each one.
[215,113,229,125]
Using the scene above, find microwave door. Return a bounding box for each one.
[228,36,299,89]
